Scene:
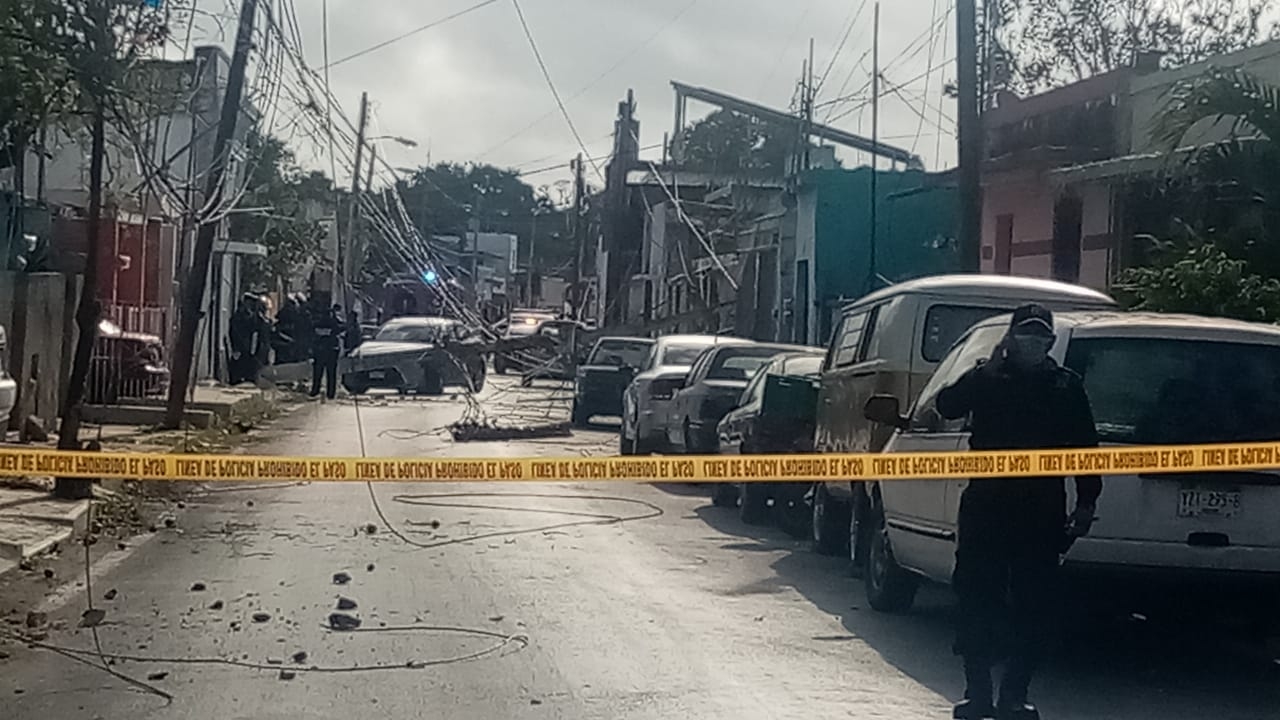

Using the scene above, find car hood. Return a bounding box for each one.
[350,341,435,358]
[633,364,691,383]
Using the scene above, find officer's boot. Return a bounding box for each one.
[953,660,996,719]
[997,664,1040,720]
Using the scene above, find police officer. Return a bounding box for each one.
[310,304,344,399]
[936,304,1100,720]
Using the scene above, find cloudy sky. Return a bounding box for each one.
[194,0,957,185]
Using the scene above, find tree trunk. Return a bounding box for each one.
[54,102,106,500]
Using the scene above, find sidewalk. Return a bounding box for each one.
[0,383,300,576]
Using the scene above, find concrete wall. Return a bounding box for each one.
[982,169,1113,290]
[0,272,74,431]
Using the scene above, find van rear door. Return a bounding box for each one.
[1064,335,1280,564]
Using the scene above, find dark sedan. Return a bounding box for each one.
[571,336,654,426]
[715,352,824,531]
[667,342,816,454]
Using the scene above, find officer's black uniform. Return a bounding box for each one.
[310,306,343,399]
[936,304,1101,720]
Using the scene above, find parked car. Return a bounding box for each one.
[572,336,655,426]
[809,274,1116,567]
[668,342,818,454]
[716,351,825,530]
[860,311,1280,613]
[342,317,485,395]
[620,335,747,454]
[89,319,169,404]
[494,309,557,374]
[0,324,16,422]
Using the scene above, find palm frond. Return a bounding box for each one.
[1154,67,1280,151]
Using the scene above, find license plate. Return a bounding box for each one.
[1177,487,1242,518]
[368,371,386,380]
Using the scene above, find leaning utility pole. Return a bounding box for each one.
[165,0,260,429]
[956,0,982,271]
[340,91,369,308]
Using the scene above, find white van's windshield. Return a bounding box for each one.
[1065,338,1280,444]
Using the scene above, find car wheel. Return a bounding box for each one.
[776,483,812,539]
[341,376,370,395]
[468,364,486,393]
[865,497,919,613]
[711,483,738,508]
[738,482,771,525]
[571,401,590,428]
[811,484,850,556]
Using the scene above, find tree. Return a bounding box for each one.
[1116,239,1280,320]
[230,131,332,292]
[991,0,1274,93]
[671,109,797,175]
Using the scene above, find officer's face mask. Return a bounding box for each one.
[1005,332,1054,369]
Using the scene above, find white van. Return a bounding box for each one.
[861,311,1280,612]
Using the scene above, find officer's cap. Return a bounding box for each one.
[1010,303,1054,336]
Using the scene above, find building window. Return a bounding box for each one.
[995,214,1013,274]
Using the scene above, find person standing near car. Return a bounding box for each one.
[936,304,1101,720]
[310,304,344,399]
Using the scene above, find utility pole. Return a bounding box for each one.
[570,153,585,320]
[165,0,260,429]
[340,91,369,309]
[957,0,982,271]
[527,209,539,306]
[868,2,880,292]
[54,103,105,499]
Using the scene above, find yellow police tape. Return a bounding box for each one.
[1,441,1279,484]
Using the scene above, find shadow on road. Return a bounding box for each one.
[690,502,1280,720]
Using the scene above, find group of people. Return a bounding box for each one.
[227,293,364,399]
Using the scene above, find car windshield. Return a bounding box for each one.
[588,340,651,367]
[781,355,823,377]
[707,347,788,380]
[375,323,444,343]
[921,305,1010,362]
[1065,337,1280,444]
[661,342,715,366]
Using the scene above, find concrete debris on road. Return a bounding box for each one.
[79,609,106,628]
[364,523,378,535]
[332,571,352,585]
[146,671,168,681]
[25,612,46,628]
[209,600,224,610]
[448,420,572,442]
[278,669,296,680]
[366,563,375,572]
[327,613,362,631]
[291,651,308,664]
[336,597,358,610]
[42,569,54,579]
[190,582,206,592]
[252,612,272,623]
[266,657,283,665]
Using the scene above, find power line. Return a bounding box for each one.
[509,0,604,181]
[516,143,664,178]
[477,0,700,161]
[814,0,868,95]
[325,0,501,69]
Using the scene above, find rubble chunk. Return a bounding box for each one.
[336,597,358,611]
[327,613,362,631]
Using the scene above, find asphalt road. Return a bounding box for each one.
[1,378,1277,719]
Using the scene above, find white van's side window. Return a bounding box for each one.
[829,312,868,368]
[921,305,1007,362]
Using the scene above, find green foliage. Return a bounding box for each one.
[992,0,1272,94]
[231,132,333,291]
[1115,240,1280,322]
[671,109,796,175]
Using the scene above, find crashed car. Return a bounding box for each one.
[341,317,485,395]
[493,309,557,374]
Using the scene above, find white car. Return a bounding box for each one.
[861,311,1280,612]
[619,335,748,455]
[0,324,16,422]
